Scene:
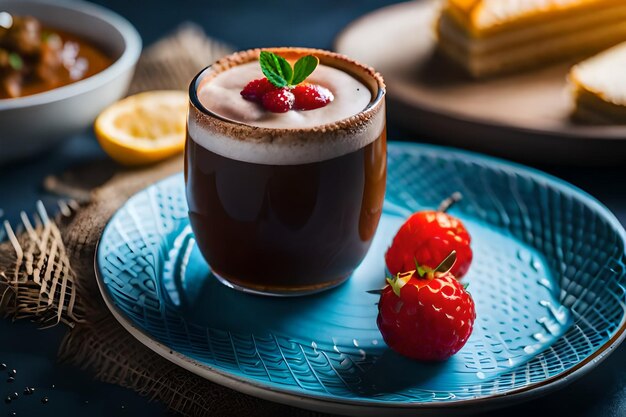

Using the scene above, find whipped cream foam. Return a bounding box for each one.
[188,51,385,166]
[197,61,372,129]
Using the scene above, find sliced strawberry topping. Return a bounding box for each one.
[293,84,334,110]
[240,78,277,102]
[261,88,295,113]
[240,52,332,113]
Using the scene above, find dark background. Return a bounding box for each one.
[0,0,625,416]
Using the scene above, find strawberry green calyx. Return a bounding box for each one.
[435,250,457,274]
[414,259,431,279]
[386,270,415,297]
[414,251,458,280]
[259,51,319,88]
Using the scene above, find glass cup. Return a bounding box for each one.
[186,48,386,296]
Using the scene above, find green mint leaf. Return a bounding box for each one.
[291,55,319,85]
[275,54,293,85]
[8,52,23,71]
[259,51,292,88]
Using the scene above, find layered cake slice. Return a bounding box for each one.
[436,0,626,77]
[569,41,626,123]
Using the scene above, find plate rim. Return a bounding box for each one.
[94,142,626,415]
[333,0,626,142]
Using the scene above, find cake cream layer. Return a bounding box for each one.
[445,0,624,37]
[440,4,626,54]
[570,42,626,123]
[438,14,626,77]
[436,0,626,77]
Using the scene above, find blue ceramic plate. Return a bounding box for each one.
[96,143,626,416]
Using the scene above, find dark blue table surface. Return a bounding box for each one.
[1,1,625,416]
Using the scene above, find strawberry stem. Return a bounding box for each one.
[438,192,463,213]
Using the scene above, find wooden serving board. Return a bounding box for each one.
[335,0,626,165]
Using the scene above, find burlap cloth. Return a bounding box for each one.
[0,25,330,417]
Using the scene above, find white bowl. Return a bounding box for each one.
[0,0,142,164]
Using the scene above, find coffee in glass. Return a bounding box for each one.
[186,48,386,296]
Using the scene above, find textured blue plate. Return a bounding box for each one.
[96,143,626,416]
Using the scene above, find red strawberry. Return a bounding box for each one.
[385,193,472,279]
[261,88,295,113]
[377,254,476,361]
[293,84,334,110]
[240,78,277,102]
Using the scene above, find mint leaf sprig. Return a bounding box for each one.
[259,51,319,88]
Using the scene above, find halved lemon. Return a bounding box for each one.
[95,90,188,166]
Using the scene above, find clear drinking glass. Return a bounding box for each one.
[185,48,386,296]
